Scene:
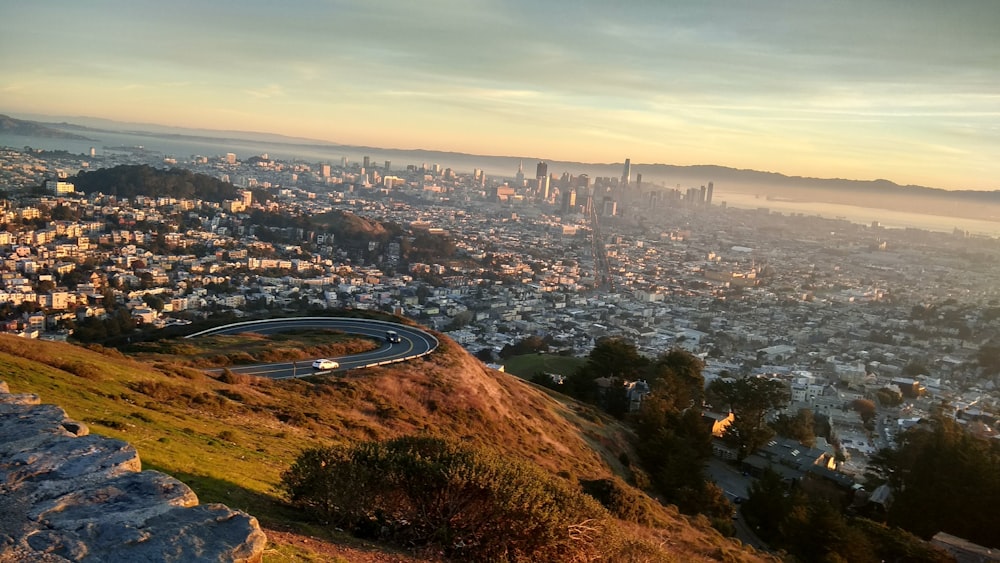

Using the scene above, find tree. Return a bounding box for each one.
[742,468,794,541]
[708,376,790,458]
[646,349,704,412]
[772,408,816,447]
[851,398,877,425]
[499,335,549,358]
[474,347,495,363]
[565,337,647,404]
[876,387,903,407]
[977,341,1000,374]
[143,294,165,312]
[445,310,473,330]
[869,416,1000,547]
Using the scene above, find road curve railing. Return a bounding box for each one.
[185,316,439,375]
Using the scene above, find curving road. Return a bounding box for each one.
[186,317,438,379]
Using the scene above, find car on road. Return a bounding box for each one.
[312,359,339,370]
[385,330,401,343]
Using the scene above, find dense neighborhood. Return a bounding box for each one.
[2,144,999,551]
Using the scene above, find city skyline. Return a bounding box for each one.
[2,1,999,190]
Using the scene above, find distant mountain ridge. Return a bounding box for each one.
[0,114,97,141]
[6,112,999,204]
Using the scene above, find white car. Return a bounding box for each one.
[311,359,339,370]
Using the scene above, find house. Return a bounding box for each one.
[703,411,735,437]
[626,380,651,412]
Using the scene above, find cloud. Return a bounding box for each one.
[244,84,286,99]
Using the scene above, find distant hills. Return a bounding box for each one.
[0,114,96,141]
[5,112,999,221]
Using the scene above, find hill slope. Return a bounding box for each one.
[0,333,769,562]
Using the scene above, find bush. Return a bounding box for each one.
[579,478,656,526]
[218,368,251,385]
[281,435,611,561]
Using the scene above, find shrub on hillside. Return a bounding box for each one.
[579,478,657,526]
[218,369,252,385]
[281,435,611,562]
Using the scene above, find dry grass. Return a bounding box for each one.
[0,333,772,563]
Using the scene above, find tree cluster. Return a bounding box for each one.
[499,335,550,358]
[771,407,817,447]
[71,308,137,343]
[870,416,1000,548]
[280,435,611,562]
[72,165,251,203]
[742,469,951,562]
[558,341,734,526]
[707,376,790,458]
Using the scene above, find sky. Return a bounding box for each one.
[1,0,999,190]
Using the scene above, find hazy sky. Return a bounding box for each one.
[2,1,998,190]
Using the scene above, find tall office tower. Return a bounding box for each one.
[537,175,550,200]
[384,160,391,171]
[320,164,331,177]
[706,181,714,205]
[341,156,348,167]
[560,186,577,213]
[635,173,642,190]
[515,160,525,185]
[621,158,631,187]
[699,185,707,204]
[363,156,371,169]
[602,196,617,216]
[577,174,590,189]
[89,147,96,157]
[536,161,548,179]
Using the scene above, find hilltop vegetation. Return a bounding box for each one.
[0,333,767,562]
[71,164,268,203]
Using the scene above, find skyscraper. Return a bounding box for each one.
[384,160,391,171]
[621,158,631,187]
[515,160,525,185]
[706,182,714,206]
[537,175,550,201]
[363,156,371,169]
[536,161,548,179]
[561,186,577,213]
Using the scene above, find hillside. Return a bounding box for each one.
[0,333,770,562]
[0,113,96,141]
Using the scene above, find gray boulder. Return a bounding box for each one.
[0,380,266,562]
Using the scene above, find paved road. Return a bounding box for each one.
[186,317,438,379]
[705,458,772,552]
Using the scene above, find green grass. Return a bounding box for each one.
[502,353,586,380]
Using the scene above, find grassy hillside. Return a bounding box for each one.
[0,333,769,562]
[501,352,587,380]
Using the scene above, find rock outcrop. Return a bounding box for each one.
[0,380,267,562]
